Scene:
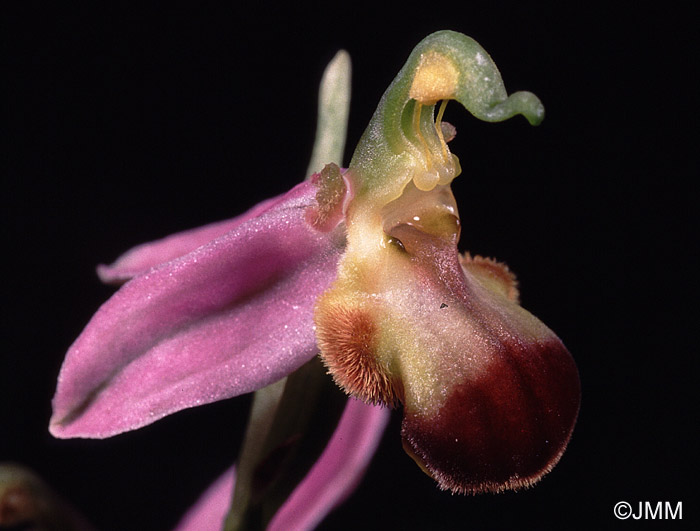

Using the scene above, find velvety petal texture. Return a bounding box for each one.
[390,226,580,494]
[51,180,347,438]
[97,195,282,284]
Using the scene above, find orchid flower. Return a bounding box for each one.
[50,30,580,528]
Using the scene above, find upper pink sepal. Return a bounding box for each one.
[50,180,346,438]
[97,194,283,284]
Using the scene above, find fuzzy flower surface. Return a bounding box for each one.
[50,30,580,526]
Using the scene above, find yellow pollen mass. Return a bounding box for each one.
[409,52,459,104]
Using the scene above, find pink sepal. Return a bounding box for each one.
[50,181,345,438]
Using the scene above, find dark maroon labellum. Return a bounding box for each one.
[402,337,580,494]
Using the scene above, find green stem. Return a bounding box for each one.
[224,358,345,531]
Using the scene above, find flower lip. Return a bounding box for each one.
[402,336,580,494]
[318,173,580,494]
[382,225,580,493]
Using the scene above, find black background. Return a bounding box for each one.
[3,2,697,530]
